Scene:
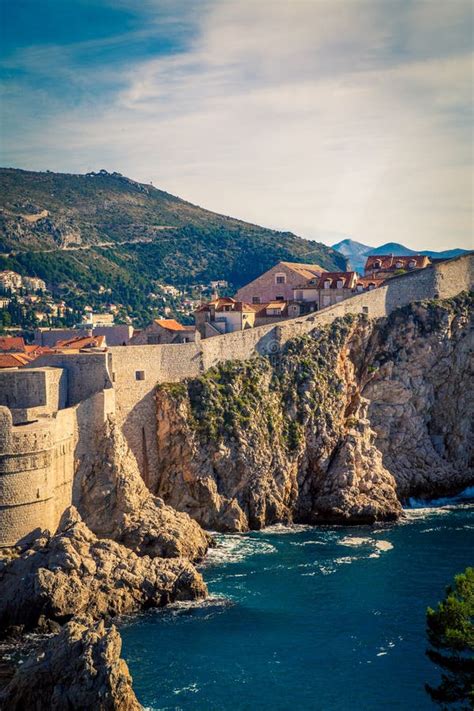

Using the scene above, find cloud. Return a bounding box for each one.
[1,0,472,250]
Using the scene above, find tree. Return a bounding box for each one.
[426,567,474,708]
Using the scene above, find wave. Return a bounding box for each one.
[406,486,474,509]
[202,534,277,567]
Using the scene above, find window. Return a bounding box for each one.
[275,295,284,301]
[322,295,331,307]
[408,260,416,269]
[252,296,261,304]
[374,260,381,269]
[335,295,343,303]
[295,290,303,300]
[336,280,343,289]
[395,261,403,269]
[324,280,331,289]
[357,284,363,292]
[135,371,145,381]
[368,283,375,290]
[275,273,286,284]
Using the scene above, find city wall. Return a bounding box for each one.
[108,254,473,483]
[0,254,472,544]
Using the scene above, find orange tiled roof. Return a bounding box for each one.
[196,297,256,313]
[295,272,357,289]
[0,353,32,368]
[154,319,187,331]
[54,335,106,350]
[0,336,26,352]
[279,262,324,280]
[365,255,429,272]
[355,276,386,288]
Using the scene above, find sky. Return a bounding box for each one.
[0,0,472,251]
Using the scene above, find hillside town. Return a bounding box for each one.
[0,252,439,366]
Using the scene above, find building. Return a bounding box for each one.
[0,353,33,369]
[53,335,107,352]
[0,336,27,353]
[353,276,387,293]
[364,255,430,278]
[22,276,46,292]
[130,319,197,345]
[0,271,22,292]
[81,312,115,327]
[194,297,256,337]
[292,272,359,310]
[235,261,325,304]
[34,325,134,347]
[253,301,290,326]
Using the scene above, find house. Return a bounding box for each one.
[53,335,107,352]
[194,297,256,337]
[235,261,325,304]
[0,336,27,353]
[130,319,197,345]
[0,271,22,292]
[0,353,32,369]
[353,276,386,293]
[81,312,115,327]
[364,254,430,278]
[293,272,359,310]
[253,301,290,326]
[22,276,46,292]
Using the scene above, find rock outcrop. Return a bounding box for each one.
[78,418,210,561]
[0,506,206,636]
[154,294,473,531]
[1,620,140,711]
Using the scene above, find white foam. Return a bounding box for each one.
[203,535,277,566]
[340,536,372,547]
[262,523,313,534]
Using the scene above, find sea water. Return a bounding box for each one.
[121,503,474,710]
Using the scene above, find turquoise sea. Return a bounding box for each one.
[121,502,473,711]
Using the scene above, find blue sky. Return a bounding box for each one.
[1,0,472,251]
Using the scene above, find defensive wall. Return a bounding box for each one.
[0,253,472,544]
[0,366,114,547]
[107,254,473,485]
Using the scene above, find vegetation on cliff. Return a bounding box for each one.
[155,294,473,531]
[426,567,474,707]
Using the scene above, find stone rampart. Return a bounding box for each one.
[0,254,471,539]
[106,254,473,486]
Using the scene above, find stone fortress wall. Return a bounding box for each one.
[0,254,472,545]
[0,367,114,547]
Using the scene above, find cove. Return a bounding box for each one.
[121,504,473,711]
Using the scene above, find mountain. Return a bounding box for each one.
[332,238,371,270]
[0,168,345,322]
[332,238,470,272]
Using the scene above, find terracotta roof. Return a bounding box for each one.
[196,297,256,313]
[355,276,386,289]
[279,262,325,280]
[295,272,357,290]
[154,318,187,332]
[364,255,430,272]
[54,335,106,350]
[0,353,32,368]
[0,336,26,352]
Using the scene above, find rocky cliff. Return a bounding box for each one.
[155,293,473,531]
[77,418,210,561]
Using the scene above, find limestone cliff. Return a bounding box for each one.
[155,293,473,531]
[0,506,206,636]
[77,418,210,561]
[1,620,141,711]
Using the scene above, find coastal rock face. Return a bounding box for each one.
[1,620,140,711]
[155,294,473,531]
[364,300,473,499]
[0,506,206,635]
[78,417,210,560]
